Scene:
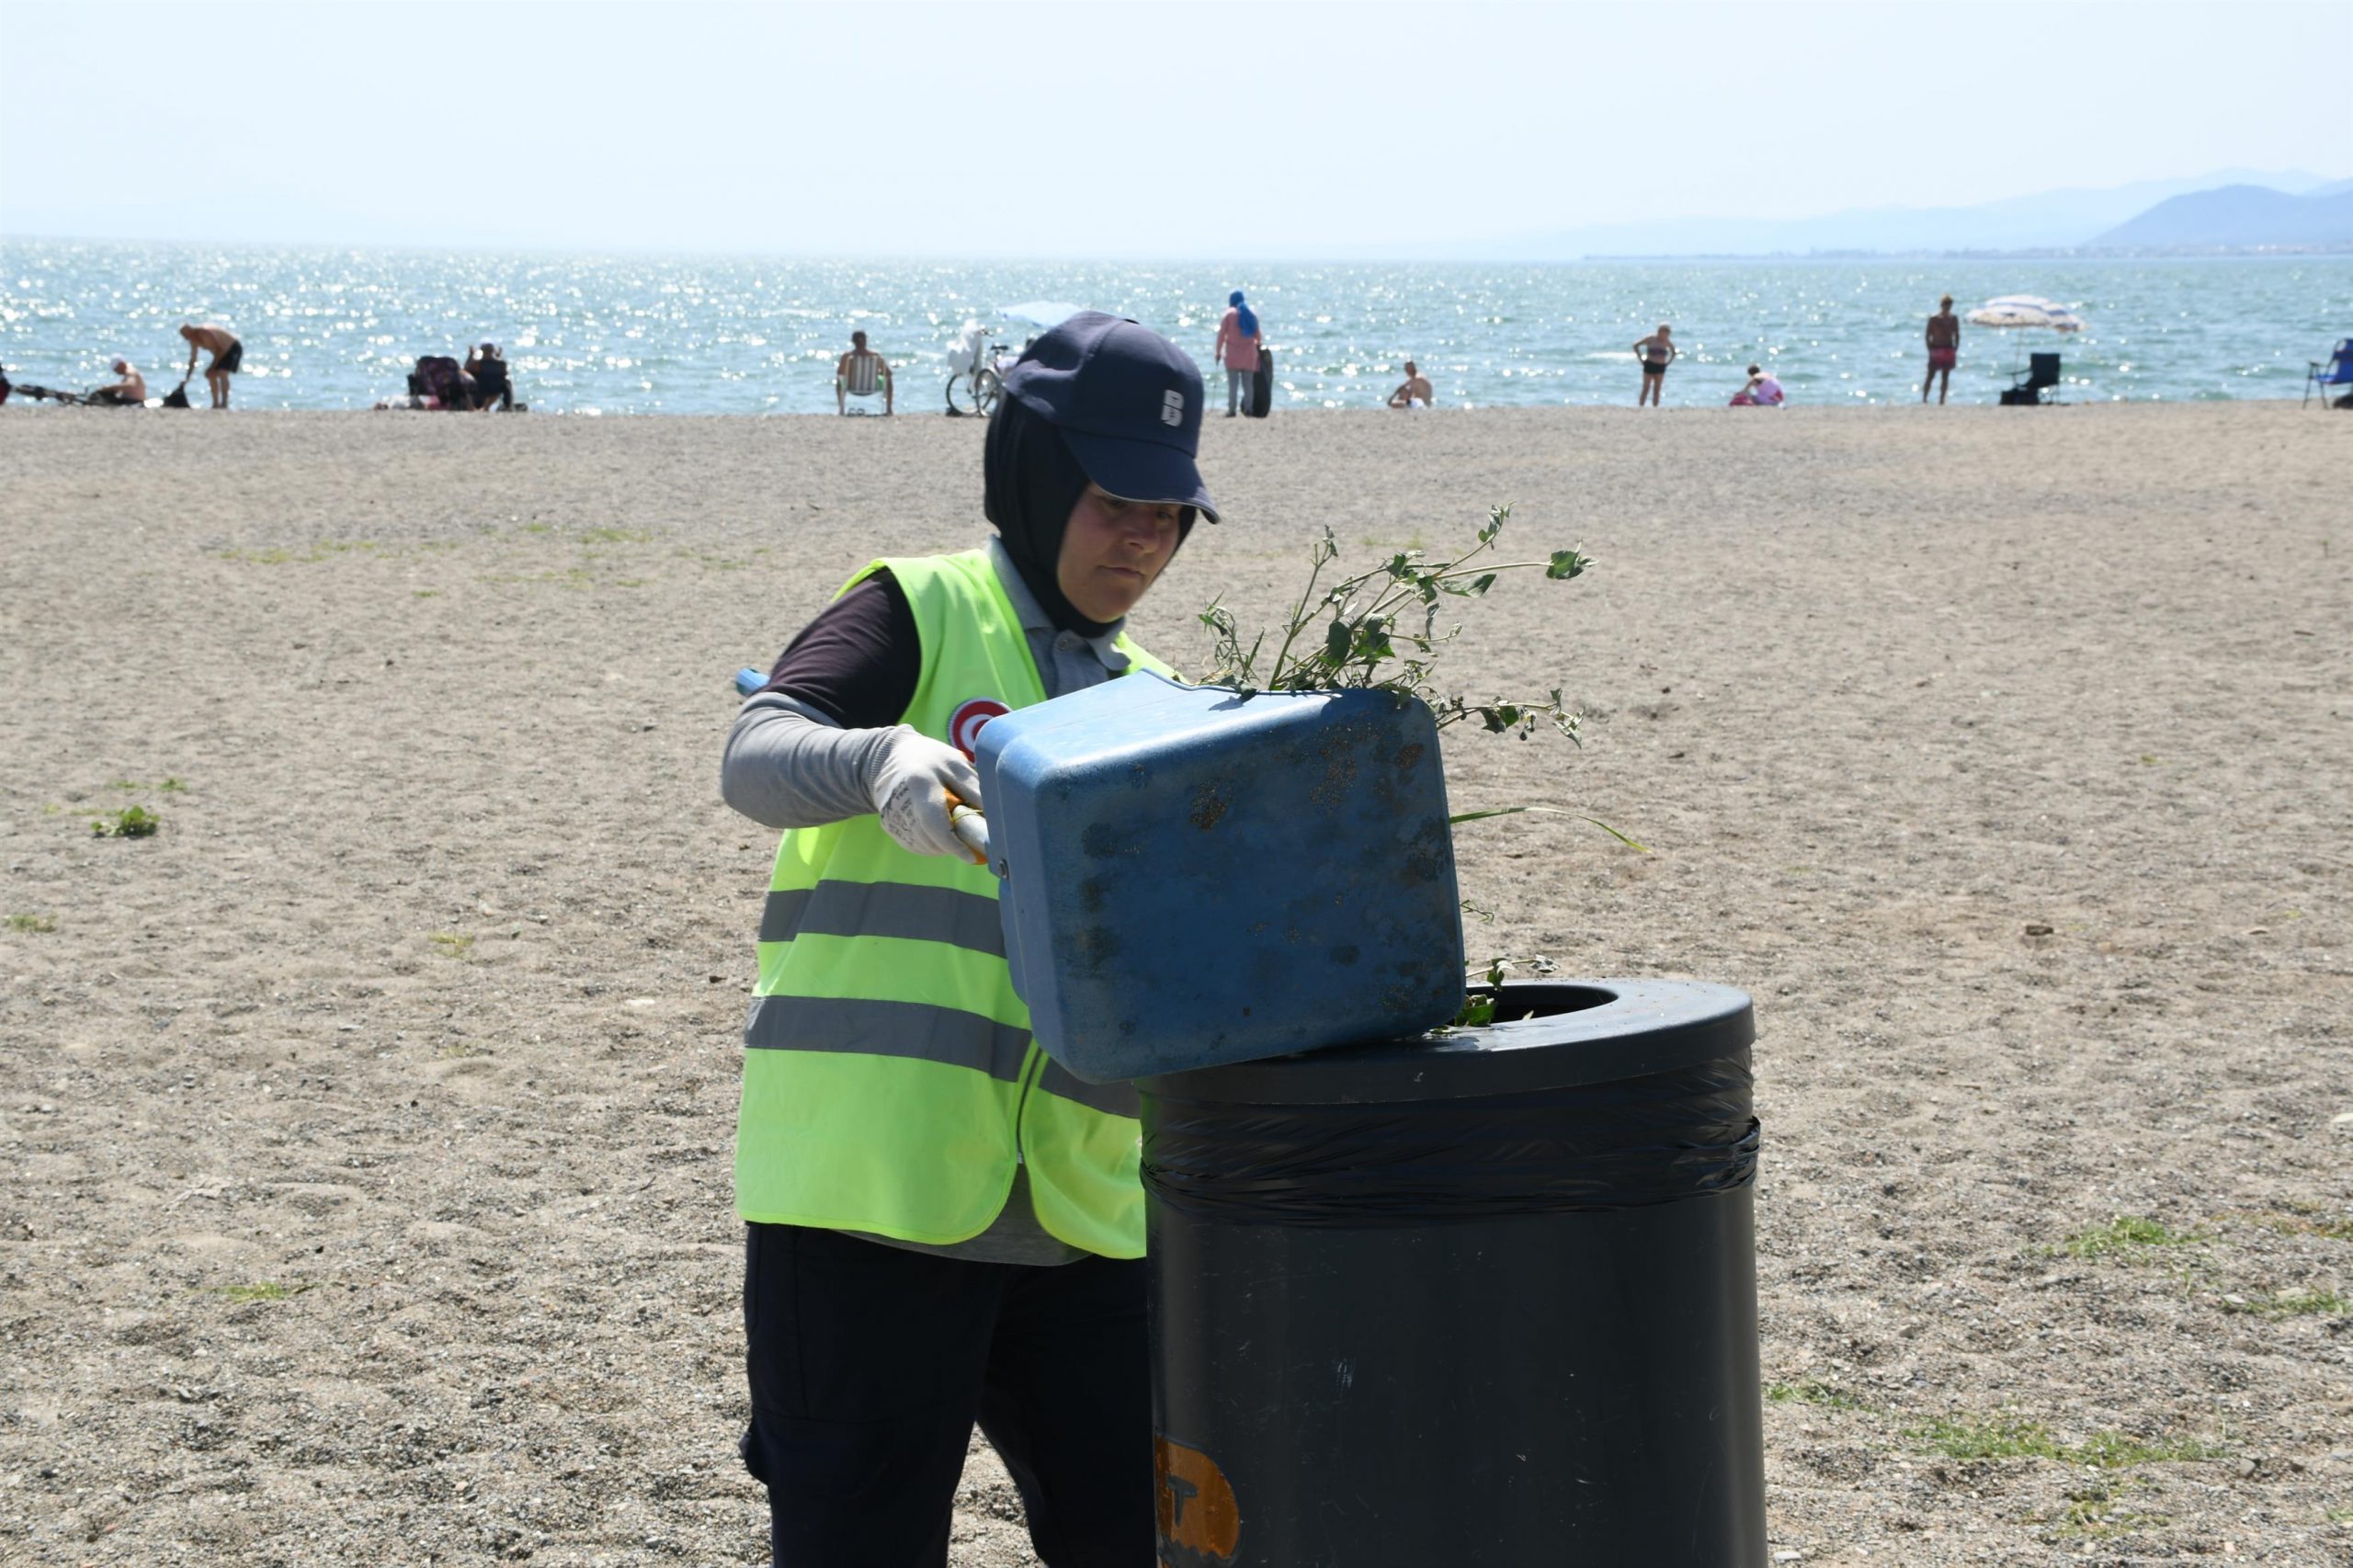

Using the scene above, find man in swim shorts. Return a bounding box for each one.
[1633,324,1676,406]
[1386,359,1434,409]
[89,358,148,405]
[1923,295,1960,404]
[180,323,244,409]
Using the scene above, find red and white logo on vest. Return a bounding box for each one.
[948,698,1009,760]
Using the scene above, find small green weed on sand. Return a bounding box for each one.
[437,1040,490,1061]
[2245,1207,2353,1242]
[6,914,57,934]
[91,806,159,838]
[2050,1478,2167,1539]
[1767,1379,1867,1412]
[2063,1215,2203,1259]
[2222,1286,2349,1318]
[428,932,476,960]
[581,526,654,544]
[1912,1415,2219,1469]
[214,1280,316,1302]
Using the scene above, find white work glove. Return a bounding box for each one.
[868,725,983,860]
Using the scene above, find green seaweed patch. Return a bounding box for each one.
[6,914,57,934]
[428,932,476,960]
[91,806,159,838]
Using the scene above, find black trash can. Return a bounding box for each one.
[1141,978,1764,1568]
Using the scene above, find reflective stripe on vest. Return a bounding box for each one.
[733,547,1171,1256]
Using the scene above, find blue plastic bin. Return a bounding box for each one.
[972,672,1464,1082]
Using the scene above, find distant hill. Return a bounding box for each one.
[2094,184,2353,249]
[1437,169,2342,260]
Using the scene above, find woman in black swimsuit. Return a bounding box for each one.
[1633,324,1677,407]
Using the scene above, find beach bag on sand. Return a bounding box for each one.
[161,379,191,409]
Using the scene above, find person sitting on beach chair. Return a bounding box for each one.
[466,343,514,411]
[835,331,892,415]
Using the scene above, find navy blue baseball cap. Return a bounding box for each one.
[1000,312,1221,524]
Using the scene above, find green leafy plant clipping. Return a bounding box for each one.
[1196,507,1630,1032]
[91,805,159,839]
[1197,506,1589,738]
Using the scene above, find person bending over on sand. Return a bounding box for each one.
[179,323,243,409]
[1730,364,1783,407]
[1215,290,1264,416]
[1923,295,1960,404]
[1633,324,1677,406]
[89,358,147,406]
[465,343,513,412]
[720,312,1218,1567]
[1387,359,1434,409]
[835,330,892,415]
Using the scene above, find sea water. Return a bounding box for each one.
[3,240,2346,415]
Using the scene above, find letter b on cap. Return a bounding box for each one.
[1161,390,1184,426]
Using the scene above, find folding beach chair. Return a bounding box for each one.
[2000,353,2061,406]
[837,350,890,415]
[2305,339,2353,408]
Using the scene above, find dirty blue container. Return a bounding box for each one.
[972,672,1464,1082]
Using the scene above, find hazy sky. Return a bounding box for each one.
[2,1,2347,256]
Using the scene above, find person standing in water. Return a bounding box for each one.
[1214,290,1263,417]
[1923,295,1961,404]
[1633,324,1677,406]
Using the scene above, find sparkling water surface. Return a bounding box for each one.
[4,241,2347,415]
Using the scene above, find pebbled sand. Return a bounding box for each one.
[3,401,2348,1565]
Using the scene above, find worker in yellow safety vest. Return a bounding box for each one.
[720,312,1220,1566]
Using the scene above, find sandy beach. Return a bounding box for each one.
[3,400,2348,1565]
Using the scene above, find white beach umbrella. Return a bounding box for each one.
[1965,295,2085,332]
[997,301,1090,329]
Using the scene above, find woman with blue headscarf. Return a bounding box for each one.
[1214,289,1263,417]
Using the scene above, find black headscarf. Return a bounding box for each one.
[983,394,1199,638]
[983,393,1101,633]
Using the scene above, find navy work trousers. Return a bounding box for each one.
[739,1221,1154,1567]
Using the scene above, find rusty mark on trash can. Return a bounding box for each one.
[1154,1433,1240,1563]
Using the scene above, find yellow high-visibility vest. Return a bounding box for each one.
[734,548,1173,1256]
